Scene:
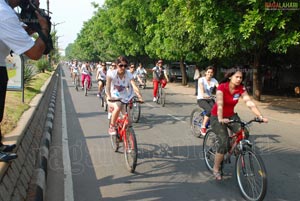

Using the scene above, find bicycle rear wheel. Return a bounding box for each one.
[203,130,218,172]
[190,108,204,138]
[124,127,138,173]
[235,146,267,201]
[84,79,88,96]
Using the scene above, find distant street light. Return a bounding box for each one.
[52,21,65,32]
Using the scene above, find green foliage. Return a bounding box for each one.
[23,64,35,85]
[35,58,49,73]
[65,0,300,67]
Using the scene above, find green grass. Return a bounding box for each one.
[2,71,52,135]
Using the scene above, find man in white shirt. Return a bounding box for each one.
[0,0,50,162]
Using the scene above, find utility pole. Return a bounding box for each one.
[47,0,49,16]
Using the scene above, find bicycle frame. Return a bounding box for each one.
[116,111,129,142]
[108,98,141,173]
[226,119,257,156]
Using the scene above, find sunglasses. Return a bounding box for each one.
[118,64,128,68]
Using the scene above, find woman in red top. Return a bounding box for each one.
[210,68,268,180]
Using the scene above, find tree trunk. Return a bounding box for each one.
[180,58,188,85]
[252,54,261,101]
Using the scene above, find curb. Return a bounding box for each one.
[32,76,58,201]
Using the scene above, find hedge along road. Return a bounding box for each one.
[45,63,300,201]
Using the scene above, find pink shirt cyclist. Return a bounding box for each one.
[80,62,92,89]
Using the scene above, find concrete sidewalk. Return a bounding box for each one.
[166,82,300,112]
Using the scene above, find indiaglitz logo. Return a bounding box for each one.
[265,1,300,10]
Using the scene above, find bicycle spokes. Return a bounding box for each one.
[124,128,138,173]
[236,148,267,201]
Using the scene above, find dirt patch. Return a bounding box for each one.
[260,95,300,111]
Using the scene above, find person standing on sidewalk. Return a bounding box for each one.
[193,65,201,96]
[152,59,169,102]
[0,0,50,162]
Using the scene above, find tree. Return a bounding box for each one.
[239,1,300,100]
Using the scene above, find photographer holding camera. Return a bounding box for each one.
[0,0,52,162]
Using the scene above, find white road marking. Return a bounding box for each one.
[168,114,187,124]
[61,68,74,201]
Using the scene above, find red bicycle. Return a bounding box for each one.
[203,117,267,201]
[108,98,143,173]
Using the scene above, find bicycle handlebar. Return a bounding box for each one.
[108,98,144,104]
[228,117,264,126]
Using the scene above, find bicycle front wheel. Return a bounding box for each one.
[190,107,204,138]
[156,86,161,104]
[235,146,267,201]
[203,130,218,172]
[124,127,138,173]
[110,134,119,152]
[161,88,166,107]
[74,77,78,91]
[131,101,141,123]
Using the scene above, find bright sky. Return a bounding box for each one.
[40,0,105,51]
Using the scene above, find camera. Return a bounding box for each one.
[20,0,53,54]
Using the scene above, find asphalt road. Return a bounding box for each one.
[45,64,300,201]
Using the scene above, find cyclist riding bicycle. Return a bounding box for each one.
[152,59,169,102]
[80,61,92,90]
[71,60,80,85]
[197,66,218,136]
[210,67,268,181]
[96,62,107,97]
[106,56,143,135]
[135,62,147,86]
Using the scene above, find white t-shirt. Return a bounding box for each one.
[72,64,80,74]
[197,77,218,99]
[97,68,106,80]
[81,64,89,75]
[0,0,34,66]
[136,67,147,76]
[107,69,134,102]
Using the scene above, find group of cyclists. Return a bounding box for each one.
[68,57,169,135]
[68,57,268,181]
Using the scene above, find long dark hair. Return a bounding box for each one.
[219,67,245,84]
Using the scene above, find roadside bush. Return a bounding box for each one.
[24,64,35,85]
[35,58,49,73]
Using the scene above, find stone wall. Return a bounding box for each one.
[0,65,59,201]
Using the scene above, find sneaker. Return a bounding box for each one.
[200,127,207,136]
[153,97,157,102]
[0,151,17,162]
[108,125,116,136]
[0,144,16,152]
